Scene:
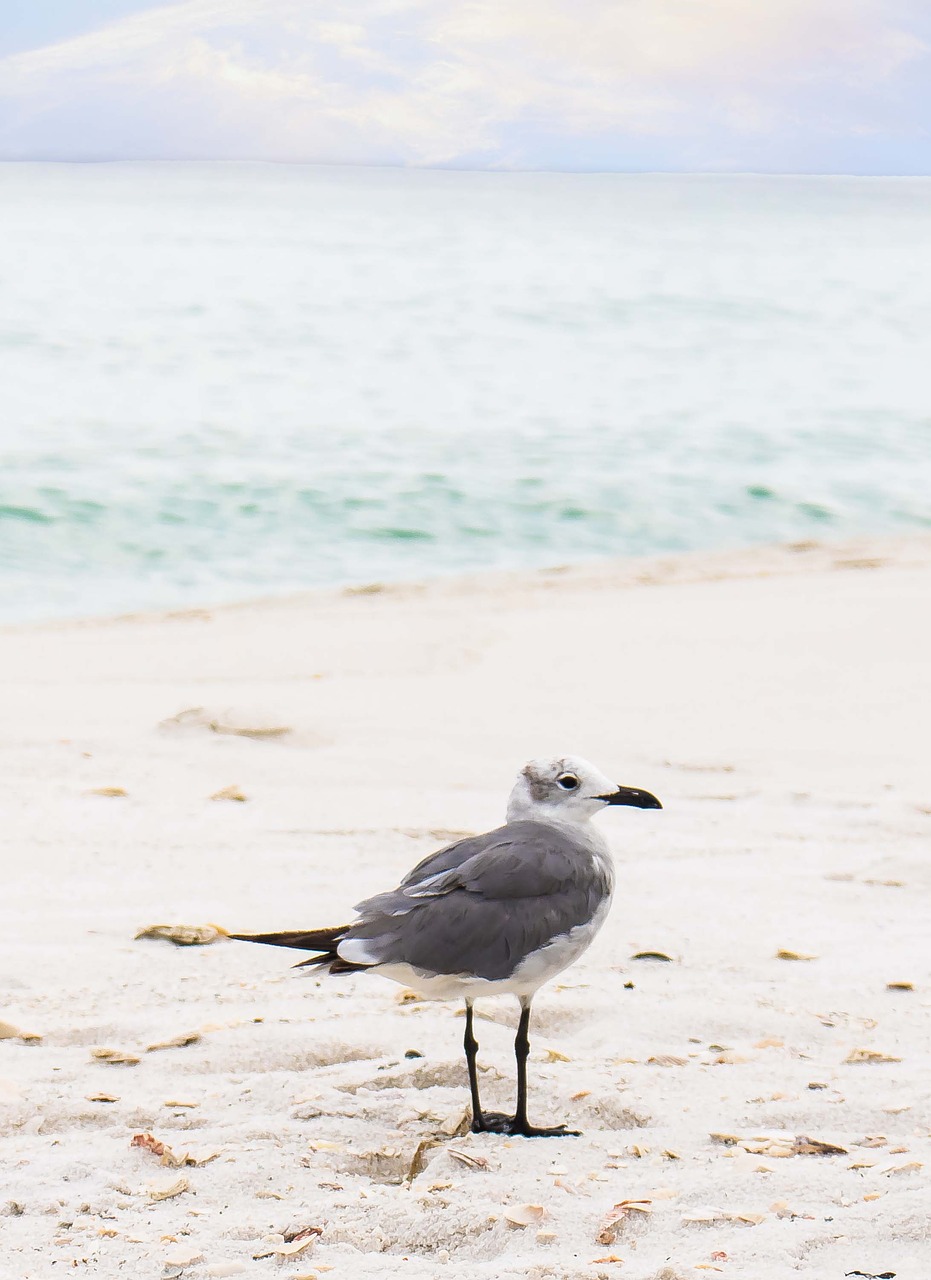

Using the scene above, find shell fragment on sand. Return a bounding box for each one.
[252,1229,321,1258]
[147,1032,202,1052]
[159,707,292,739]
[406,1138,440,1182]
[148,1177,190,1202]
[210,785,248,802]
[794,1135,849,1156]
[504,1204,546,1228]
[845,1048,902,1064]
[447,1148,491,1171]
[210,723,291,739]
[0,1021,42,1043]
[597,1201,653,1244]
[132,1132,221,1168]
[682,1208,766,1226]
[164,1248,204,1269]
[879,1160,923,1176]
[719,1133,848,1158]
[91,1048,140,1066]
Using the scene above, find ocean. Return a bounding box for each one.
[1,163,928,623]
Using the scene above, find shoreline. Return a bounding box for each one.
[8,530,931,635]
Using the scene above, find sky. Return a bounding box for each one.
[0,0,929,172]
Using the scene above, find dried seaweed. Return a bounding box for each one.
[135,923,228,946]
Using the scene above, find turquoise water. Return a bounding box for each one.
[1,164,929,623]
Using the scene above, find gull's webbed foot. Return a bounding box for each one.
[470,1110,514,1134]
[471,1112,580,1138]
[509,1120,582,1138]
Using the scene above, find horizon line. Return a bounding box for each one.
[1,158,929,179]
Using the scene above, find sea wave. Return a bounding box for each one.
[1,164,929,622]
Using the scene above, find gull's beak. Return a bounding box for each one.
[597,785,662,810]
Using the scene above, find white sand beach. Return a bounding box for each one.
[1,535,929,1280]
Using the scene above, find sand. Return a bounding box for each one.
[1,535,929,1279]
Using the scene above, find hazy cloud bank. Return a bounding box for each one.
[0,0,928,170]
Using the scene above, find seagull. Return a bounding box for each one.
[232,756,661,1137]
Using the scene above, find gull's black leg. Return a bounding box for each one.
[512,1000,532,1129]
[464,1001,485,1128]
[466,997,580,1138]
[466,999,519,1134]
[509,997,580,1138]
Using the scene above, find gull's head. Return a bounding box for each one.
[506,755,662,825]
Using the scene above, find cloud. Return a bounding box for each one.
[0,0,928,169]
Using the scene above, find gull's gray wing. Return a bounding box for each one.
[344,821,611,982]
[352,826,512,917]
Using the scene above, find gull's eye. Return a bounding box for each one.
[556,773,580,791]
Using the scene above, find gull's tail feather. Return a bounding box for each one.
[229,926,347,951]
[229,925,367,974]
